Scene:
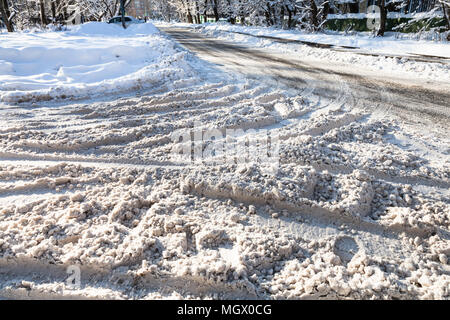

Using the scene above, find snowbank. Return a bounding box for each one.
[196,23,450,58]
[0,22,197,103]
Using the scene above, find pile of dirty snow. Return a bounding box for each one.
[0,70,448,299]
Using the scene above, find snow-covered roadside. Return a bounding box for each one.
[193,22,450,58]
[168,22,450,82]
[0,22,198,103]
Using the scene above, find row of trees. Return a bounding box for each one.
[1,0,449,35]
[154,0,449,35]
[0,0,134,31]
[156,0,332,32]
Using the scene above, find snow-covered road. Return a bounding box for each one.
[0,24,448,300]
[161,26,450,126]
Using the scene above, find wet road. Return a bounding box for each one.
[160,27,450,129]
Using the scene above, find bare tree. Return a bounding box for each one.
[2,0,447,35]
[439,0,450,30]
[39,0,48,26]
[0,0,14,32]
[376,0,387,36]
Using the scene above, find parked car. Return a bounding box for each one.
[107,16,144,26]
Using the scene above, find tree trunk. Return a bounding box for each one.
[270,5,276,25]
[120,0,126,29]
[286,6,292,29]
[0,0,13,32]
[265,3,273,26]
[377,0,387,36]
[280,6,285,29]
[51,1,57,23]
[310,0,318,31]
[187,10,193,23]
[212,0,219,22]
[322,1,330,22]
[112,0,119,17]
[404,0,411,14]
[184,0,193,23]
[442,2,450,31]
[195,0,201,24]
[39,0,48,26]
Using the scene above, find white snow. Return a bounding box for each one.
[0,22,197,103]
[0,21,448,300]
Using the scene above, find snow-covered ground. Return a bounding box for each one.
[0,23,449,300]
[0,22,197,103]
[174,22,450,82]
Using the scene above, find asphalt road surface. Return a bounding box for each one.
[160,27,450,129]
